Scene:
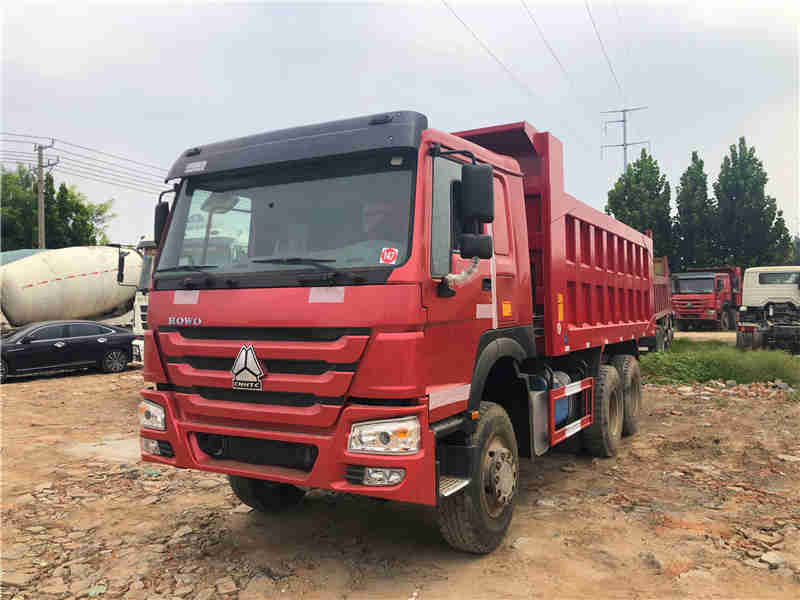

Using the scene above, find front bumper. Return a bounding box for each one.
[139,389,438,506]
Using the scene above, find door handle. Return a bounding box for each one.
[97,337,107,343]
[53,342,66,348]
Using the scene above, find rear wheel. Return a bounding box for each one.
[228,476,305,512]
[582,365,623,457]
[437,401,518,554]
[101,350,128,373]
[0,359,7,383]
[611,355,642,437]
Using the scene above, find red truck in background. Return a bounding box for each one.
[133,112,662,553]
[672,266,742,331]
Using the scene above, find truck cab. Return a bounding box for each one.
[737,266,800,352]
[672,267,740,330]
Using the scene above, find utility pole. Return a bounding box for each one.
[601,106,649,172]
[35,139,58,248]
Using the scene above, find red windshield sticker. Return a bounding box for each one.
[380,247,399,265]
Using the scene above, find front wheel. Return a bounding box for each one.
[228,476,305,512]
[0,359,7,383]
[101,349,129,373]
[437,401,518,554]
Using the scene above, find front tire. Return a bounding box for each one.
[101,349,129,373]
[437,401,518,554]
[228,476,305,512]
[582,365,623,457]
[0,359,7,383]
[611,355,642,437]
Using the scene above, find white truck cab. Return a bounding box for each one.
[737,265,800,353]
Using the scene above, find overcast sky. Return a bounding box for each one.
[3,0,798,245]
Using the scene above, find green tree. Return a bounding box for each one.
[713,137,794,267]
[675,151,717,270]
[1,165,116,251]
[606,149,675,266]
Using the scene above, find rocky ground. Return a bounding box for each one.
[2,368,799,599]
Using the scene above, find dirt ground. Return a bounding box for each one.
[674,331,737,345]
[2,367,799,599]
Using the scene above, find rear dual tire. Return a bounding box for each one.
[582,365,624,457]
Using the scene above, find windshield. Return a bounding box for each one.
[675,277,714,294]
[138,253,154,291]
[156,151,416,280]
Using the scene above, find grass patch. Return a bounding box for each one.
[640,339,800,386]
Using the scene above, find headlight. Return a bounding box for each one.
[348,416,420,454]
[740,306,747,312]
[139,400,166,430]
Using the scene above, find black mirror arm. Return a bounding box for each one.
[428,143,477,164]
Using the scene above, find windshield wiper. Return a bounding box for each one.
[248,257,366,285]
[156,265,219,273]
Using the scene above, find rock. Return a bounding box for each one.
[239,576,275,600]
[171,525,193,539]
[173,585,194,597]
[2,571,35,587]
[560,464,577,473]
[510,536,531,549]
[743,558,770,569]
[640,552,662,571]
[536,498,556,507]
[215,576,237,595]
[231,504,252,514]
[39,578,69,595]
[26,526,46,534]
[777,454,800,463]
[760,551,786,569]
[670,410,683,416]
[197,479,221,490]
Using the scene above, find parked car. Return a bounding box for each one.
[0,320,134,383]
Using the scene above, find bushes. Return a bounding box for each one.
[640,340,800,386]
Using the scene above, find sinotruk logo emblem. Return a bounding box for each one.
[231,345,264,391]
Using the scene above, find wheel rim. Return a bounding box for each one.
[609,387,623,440]
[480,435,517,518]
[629,372,641,419]
[106,351,126,372]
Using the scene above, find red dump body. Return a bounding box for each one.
[455,122,657,356]
[652,256,673,321]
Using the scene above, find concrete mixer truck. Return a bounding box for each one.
[0,246,143,331]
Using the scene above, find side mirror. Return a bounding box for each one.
[117,251,127,283]
[154,201,170,245]
[460,234,493,260]
[461,164,494,223]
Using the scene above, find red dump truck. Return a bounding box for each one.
[134,112,660,553]
[672,266,741,330]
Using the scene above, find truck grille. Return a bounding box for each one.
[174,386,344,406]
[196,433,317,471]
[167,356,357,375]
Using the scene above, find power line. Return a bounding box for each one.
[2,139,165,181]
[2,131,167,173]
[1,151,163,189]
[51,164,162,192]
[519,0,572,85]
[584,0,623,98]
[52,166,163,195]
[439,0,594,152]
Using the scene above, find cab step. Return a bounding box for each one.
[439,476,470,497]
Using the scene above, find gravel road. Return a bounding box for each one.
[2,368,799,599]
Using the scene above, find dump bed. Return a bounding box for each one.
[653,256,673,321]
[455,122,656,357]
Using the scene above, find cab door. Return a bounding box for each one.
[421,153,495,393]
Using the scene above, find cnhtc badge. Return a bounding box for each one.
[231,345,264,391]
